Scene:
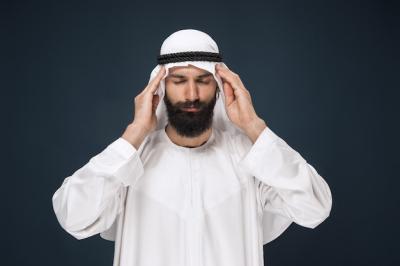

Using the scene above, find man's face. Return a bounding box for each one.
[163,64,219,138]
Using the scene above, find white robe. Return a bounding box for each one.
[52,125,332,266]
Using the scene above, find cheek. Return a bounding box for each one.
[165,83,179,97]
[164,85,184,105]
[201,82,218,99]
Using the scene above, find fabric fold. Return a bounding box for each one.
[52,137,145,240]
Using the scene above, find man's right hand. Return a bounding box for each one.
[122,66,166,149]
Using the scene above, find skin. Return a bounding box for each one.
[164,64,218,147]
[122,63,267,150]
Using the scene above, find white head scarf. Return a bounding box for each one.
[148,29,244,136]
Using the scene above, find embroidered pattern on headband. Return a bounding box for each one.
[157,51,223,64]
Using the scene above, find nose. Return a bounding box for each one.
[185,79,200,102]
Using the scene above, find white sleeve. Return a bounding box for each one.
[237,126,332,229]
[51,137,144,240]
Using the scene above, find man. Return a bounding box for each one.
[52,29,332,266]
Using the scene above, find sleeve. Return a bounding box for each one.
[51,137,145,240]
[237,126,332,229]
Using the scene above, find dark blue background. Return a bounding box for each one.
[5,0,399,265]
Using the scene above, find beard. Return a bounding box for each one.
[163,89,218,138]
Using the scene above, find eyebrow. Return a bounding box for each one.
[168,73,213,79]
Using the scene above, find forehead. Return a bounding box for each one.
[167,64,212,78]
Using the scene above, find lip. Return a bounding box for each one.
[182,107,200,112]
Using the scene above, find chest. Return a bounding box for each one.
[131,148,249,217]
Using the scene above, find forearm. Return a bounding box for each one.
[52,137,144,239]
[122,122,150,150]
[243,117,267,144]
[238,126,332,228]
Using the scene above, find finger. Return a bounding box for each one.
[152,94,160,112]
[148,65,166,92]
[216,67,241,91]
[145,65,166,94]
[222,81,235,107]
[216,66,249,93]
[218,72,248,99]
[216,70,236,99]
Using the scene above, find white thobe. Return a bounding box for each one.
[52,125,332,266]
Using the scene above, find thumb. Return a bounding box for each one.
[223,81,235,107]
[152,94,160,112]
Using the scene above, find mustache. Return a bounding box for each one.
[174,100,206,109]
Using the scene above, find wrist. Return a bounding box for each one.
[244,118,267,143]
[121,123,149,150]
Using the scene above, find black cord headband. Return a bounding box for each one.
[157,51,223,64]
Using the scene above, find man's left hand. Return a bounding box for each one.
[215,63,267,143]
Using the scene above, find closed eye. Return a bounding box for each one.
[173,80,210,84]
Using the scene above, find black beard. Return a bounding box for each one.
[163,91,217,138]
